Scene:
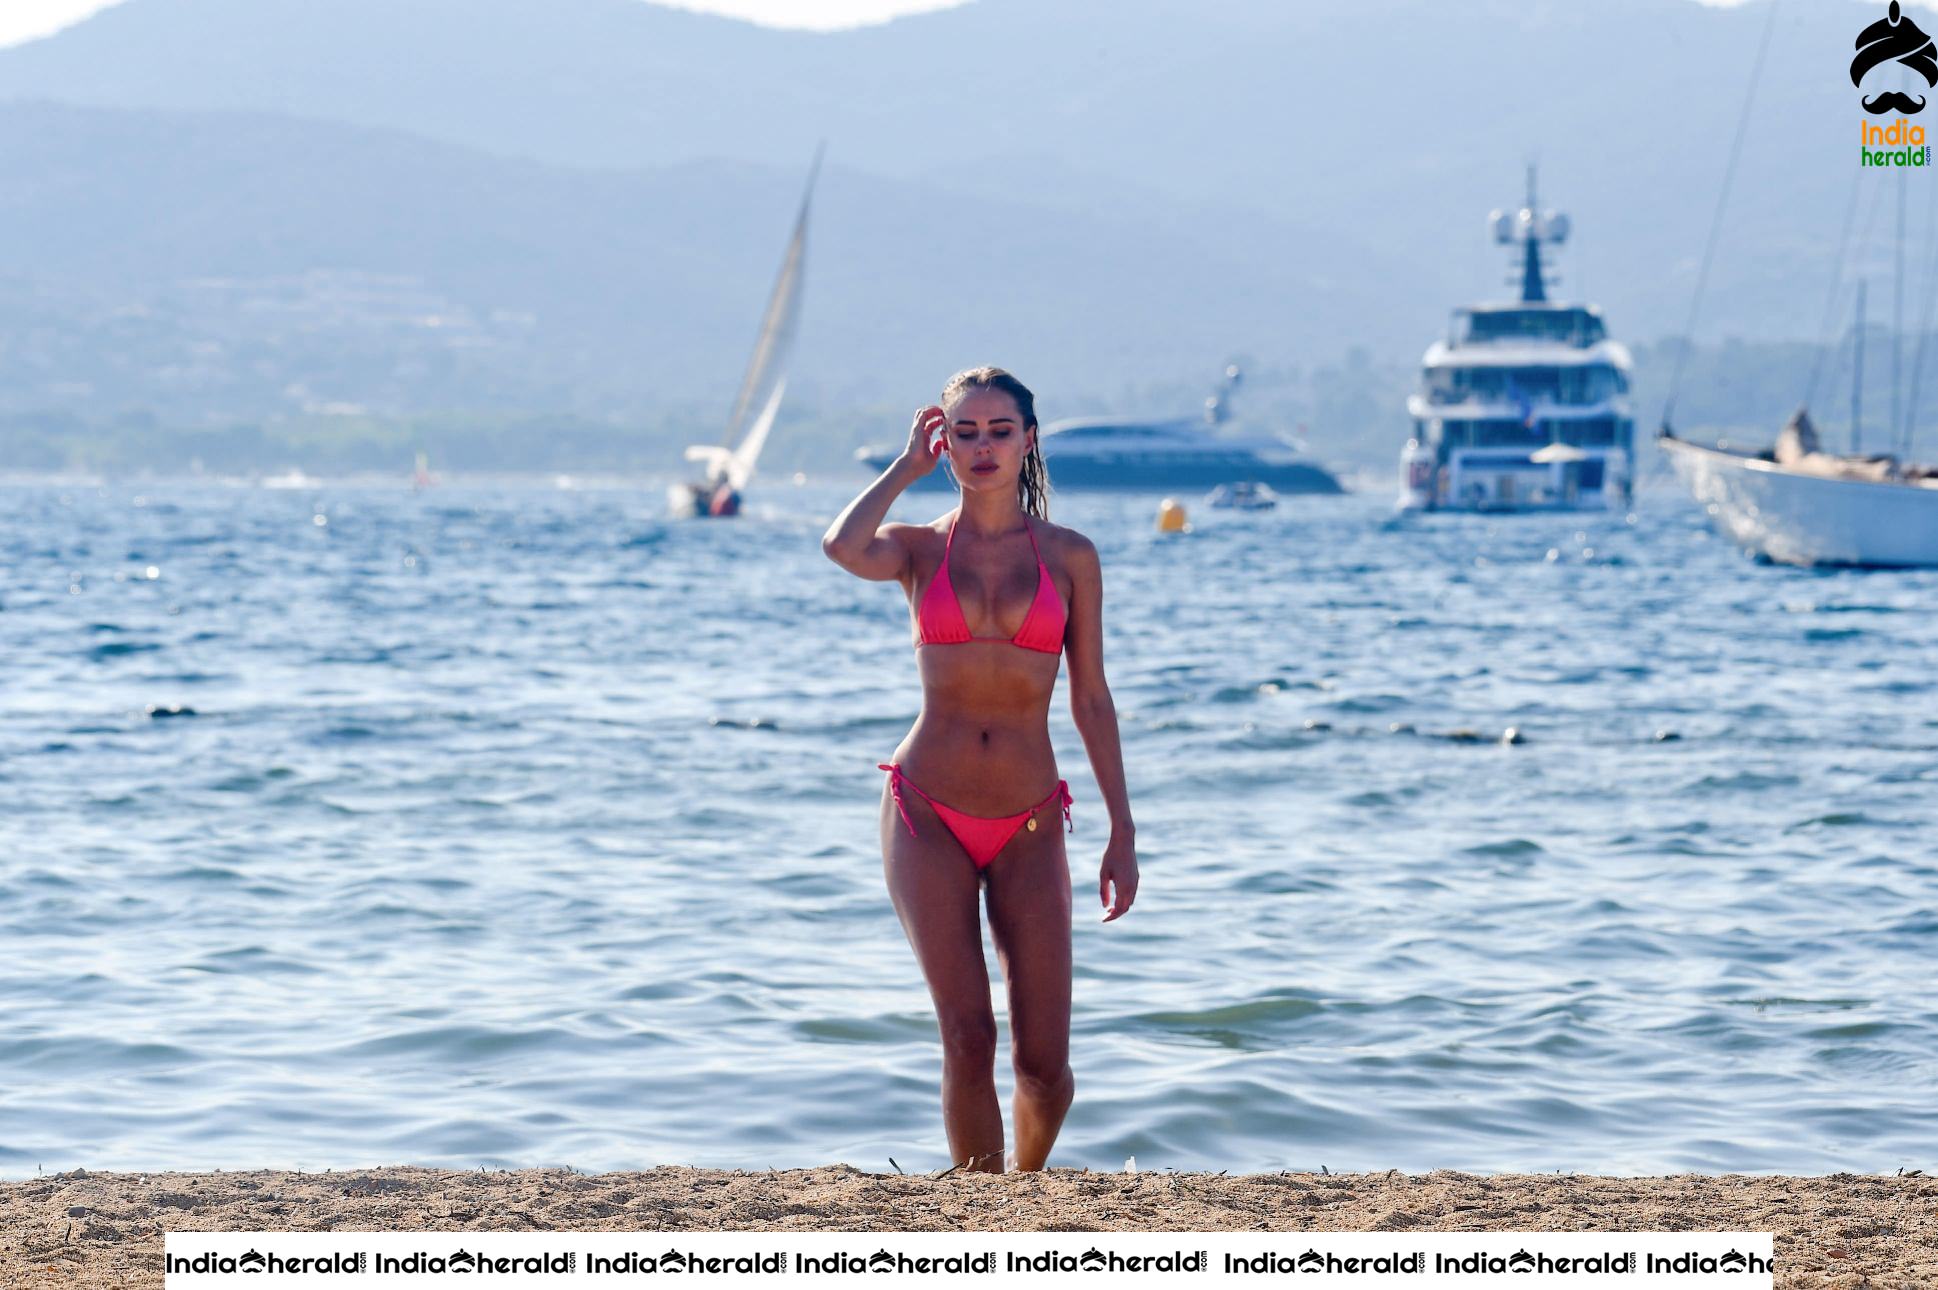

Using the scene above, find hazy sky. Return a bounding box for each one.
[0,0,972,47]
[0,0,1888,48]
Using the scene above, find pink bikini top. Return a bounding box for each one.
[914,513,1067,654]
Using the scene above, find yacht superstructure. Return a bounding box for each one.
[857,364,1343,493]
[1400,175,1634,512]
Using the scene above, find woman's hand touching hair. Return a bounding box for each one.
[896,405,948,480]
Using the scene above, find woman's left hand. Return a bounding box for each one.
[1098,835,1138,922]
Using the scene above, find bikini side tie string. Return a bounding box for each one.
[877,763,918,838]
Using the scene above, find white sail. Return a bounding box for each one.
[683,444,734,475]
[684,381,784,490]
[687,151,817,495]
[727,376,787,490]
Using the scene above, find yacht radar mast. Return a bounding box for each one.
[1488,165,1570,304]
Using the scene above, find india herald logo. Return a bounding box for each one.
[1854,1,1938,114]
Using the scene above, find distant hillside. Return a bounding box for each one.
[0,0,1888,347]
[1,0,1932,475]
[0,101,1399,418]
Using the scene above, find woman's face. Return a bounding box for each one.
[942,387,1033,492]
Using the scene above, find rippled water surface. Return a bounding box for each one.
[3,478,1936,1178]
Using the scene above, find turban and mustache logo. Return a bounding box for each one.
[1852,1,1938,115]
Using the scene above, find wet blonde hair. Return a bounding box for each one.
[941,366,1049,520]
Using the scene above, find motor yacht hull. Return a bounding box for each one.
[852,448,1342,493]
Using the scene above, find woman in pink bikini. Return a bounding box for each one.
[821,366,1138,1173]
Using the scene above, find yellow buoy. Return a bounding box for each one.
[1156,497,1188,533]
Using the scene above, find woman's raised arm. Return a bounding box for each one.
[821,406,946,581]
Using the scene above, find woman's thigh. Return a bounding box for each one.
[880,784,993,1037]
[983,811,1073,1070]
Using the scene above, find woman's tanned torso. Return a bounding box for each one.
[895,517,1072,814]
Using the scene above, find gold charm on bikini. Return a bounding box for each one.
[1027,818,1038,831]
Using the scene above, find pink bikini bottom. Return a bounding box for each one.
[877,762,1073,869]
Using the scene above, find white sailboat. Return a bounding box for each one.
[1658,2,1938,566]
[1661,201,1938,568]
[672,151,818,518]
[1661,437,1938,567]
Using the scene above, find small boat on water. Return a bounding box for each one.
[1206,480,1279,510]
[672,152,817,519]
[1398,170,1635,513]
[855,364,1344,494]
[1662,412,1938,568]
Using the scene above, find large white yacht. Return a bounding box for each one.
[1399,175,1635,512]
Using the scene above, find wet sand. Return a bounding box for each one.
[3,1165,1931,1288]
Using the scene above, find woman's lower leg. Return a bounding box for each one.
[1009,1062,1074,1171]
[941,1036,1005,1172]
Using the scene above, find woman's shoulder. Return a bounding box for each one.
[1034,518,1098,566]
[880,515,953,545]
[875,516,953,578]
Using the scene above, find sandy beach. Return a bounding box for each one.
[2,1164,1931,1288]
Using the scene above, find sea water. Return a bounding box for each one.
[2,479,1934,1177]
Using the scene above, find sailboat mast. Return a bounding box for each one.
[1894,168,1906,451]
[1854,278,1868,455]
